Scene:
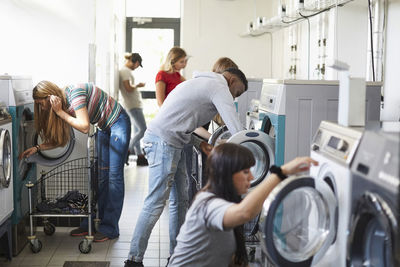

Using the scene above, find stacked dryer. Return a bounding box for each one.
[347,123,400,266]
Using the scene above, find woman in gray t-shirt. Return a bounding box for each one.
[168,143,318,267]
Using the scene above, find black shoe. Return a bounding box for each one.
[137,155,148,166]
[125,150,131,166]
[124,260,144,267]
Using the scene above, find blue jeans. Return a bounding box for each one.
[127,108,147,155]
[128,132,188,261]
[81,110,130,238]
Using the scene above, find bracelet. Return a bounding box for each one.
[269,165,288,180]
[35,145,41,153]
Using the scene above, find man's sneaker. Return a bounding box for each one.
[70,227,88,236]
[124,260,144,267]
[137,155,148,166]
[93,231,109,242]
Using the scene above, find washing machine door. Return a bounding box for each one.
[0,128,11,187]
[27,127,75,167]
[227,130,275,187]
[208,125,231,146]
[348,191,399,267]
[259,176,337,267]
[18,108,34,180]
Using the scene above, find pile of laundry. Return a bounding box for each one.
[36,190,88,214]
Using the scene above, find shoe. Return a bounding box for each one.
[124,260,144,267]
[125,150,131,166]
[137,155,148,166]
[93,231,109,242]
[70,227,88,236]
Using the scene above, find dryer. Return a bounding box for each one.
[258,120,363,267]
[347,124,399,267]
[253,79,381,167]
[0,108,13,226]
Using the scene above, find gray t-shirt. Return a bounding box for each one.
[168,192,236,267]
[147,71,243,148]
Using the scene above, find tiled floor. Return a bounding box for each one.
[0,159,170,267]
[1,157,266,267]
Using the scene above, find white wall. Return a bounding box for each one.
[0,0,125,98]
[181,0,271,79]
[0,0,95,86]
[381,2,400,121]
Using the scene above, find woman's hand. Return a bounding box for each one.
[49,95,62,114]
[281,157,319,176]
[19,146,38,160]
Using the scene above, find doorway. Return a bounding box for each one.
[126,17,180,121]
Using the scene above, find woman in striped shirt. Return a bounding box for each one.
[20,80,131,242]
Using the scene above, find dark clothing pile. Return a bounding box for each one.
[36,190,88,214]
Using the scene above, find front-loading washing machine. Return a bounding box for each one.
[310,121,363,267]
[254,79,381,167]
[0,108,13,226]
[0,74,37,255]
[347,124,399,267]
[258,120,363,267]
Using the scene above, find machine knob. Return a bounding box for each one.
[338,140,348,152]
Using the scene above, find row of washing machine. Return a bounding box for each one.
[0,75,88,256]
[221,120,399,267]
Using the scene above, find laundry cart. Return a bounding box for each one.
[25,133,98,254]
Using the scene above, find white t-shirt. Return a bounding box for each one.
[119,65,142,109]
[168,192,236,267]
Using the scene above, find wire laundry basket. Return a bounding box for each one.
[26,133,97,254]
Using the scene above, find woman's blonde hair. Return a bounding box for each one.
[33,81,70,147]
[161,47,187,72]
[212,57,238,74]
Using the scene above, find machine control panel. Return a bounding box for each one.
[311,121,363,165]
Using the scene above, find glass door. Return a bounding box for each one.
[126,17,180,121]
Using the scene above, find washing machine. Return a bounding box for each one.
[0,74,37,255]
[237,78,263,127]
[252,79,381,167]
[258,120,363,267]
[0,107,13,226]
[347,124,400,267]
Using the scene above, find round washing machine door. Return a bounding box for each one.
[227,130,275,187]
[347,192,399,267]
[26,127,75,167]
[259,176,338,267]
[208,125,231,146]
[0,128,12,188]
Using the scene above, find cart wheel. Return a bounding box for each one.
[30,239,42,254]
[44,222,56,235]
[79,240,92,254]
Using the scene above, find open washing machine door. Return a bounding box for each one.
[227,130,275,187]
[0,128,12,188]
[26,127,75,167]
[208,125,231,146]
[259,176,338,267]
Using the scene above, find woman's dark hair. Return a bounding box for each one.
[202,143,255,266]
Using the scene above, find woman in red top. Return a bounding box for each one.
[155,47,188,106]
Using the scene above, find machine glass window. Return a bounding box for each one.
[327,136,340,149]
[240,141,268,185]
[272,187,330,262]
